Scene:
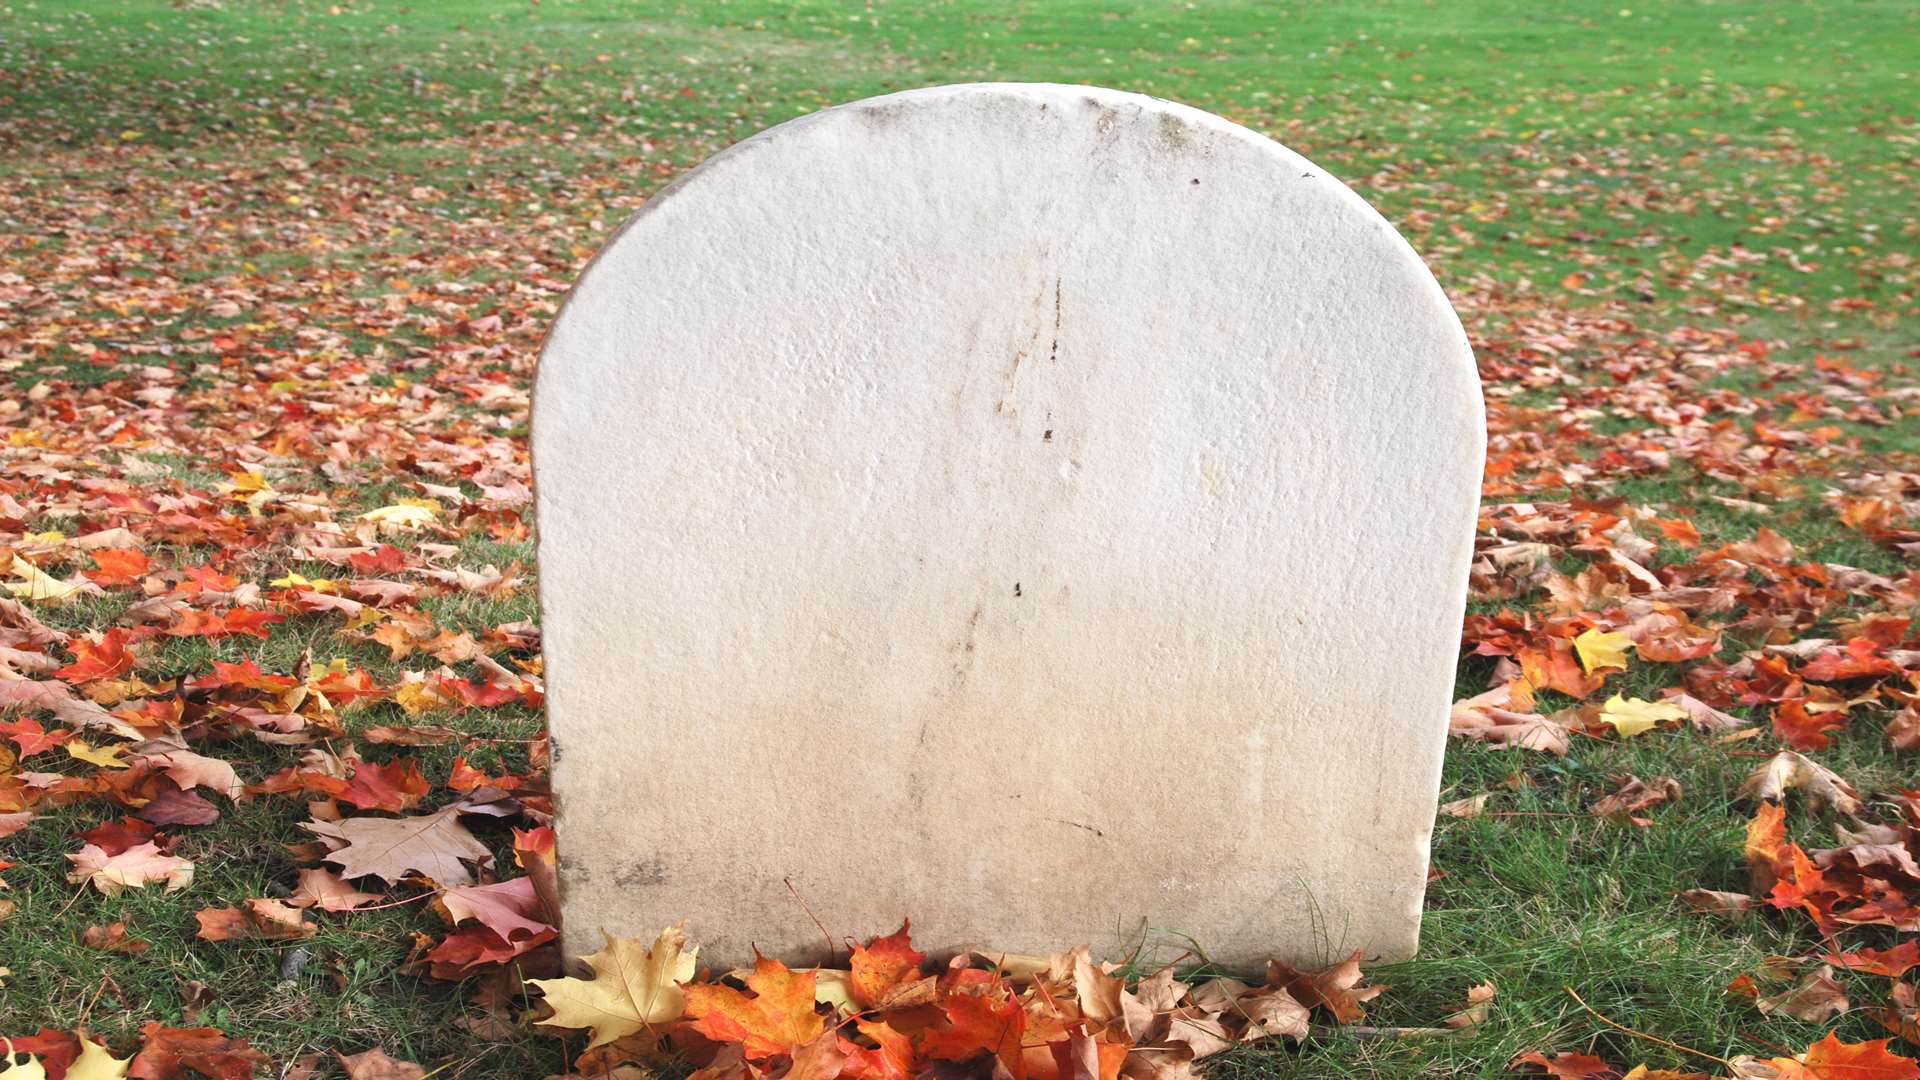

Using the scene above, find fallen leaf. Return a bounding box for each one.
[1574,628,1634,674]
[336,1047,426,1080]
[850,920,928,1008]
[1763,1033,1920,1080]
[82,921,153,954]
[289,868,383,912]
[1738,751,1863,815]
[306,806,490,885]
[1264,950,1384,1025]
[1599,694,1686,738]
[67,842,193,895]
[685,953,826,1059]
[529,925,697,1049]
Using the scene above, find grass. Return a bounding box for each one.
[1,1,1917,1077]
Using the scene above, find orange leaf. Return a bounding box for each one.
[922,990,1027,1080]
[1773,699,1847,751]
[1826,941,1920,978]
[850,920,927,1008]
[1768,1033,1920,1080]
[86,547,152,587]
[844,1020,916,1080]
[1744,802,1791,894]
[684,953,827,1060]
[54,627,136,683]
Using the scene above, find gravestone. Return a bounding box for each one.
[534,83,1482,971]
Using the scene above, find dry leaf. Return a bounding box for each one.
[1738,751,1863,815]
[529,925,697,1049]
[305,806,490,885]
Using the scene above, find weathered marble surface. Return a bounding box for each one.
[533,82,1483,971]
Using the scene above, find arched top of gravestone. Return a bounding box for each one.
[533,83,1482,970]
[535,82,1478,417]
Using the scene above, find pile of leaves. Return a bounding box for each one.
[526,922,1370,1080]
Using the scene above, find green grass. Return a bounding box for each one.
[1,1,1917,1076]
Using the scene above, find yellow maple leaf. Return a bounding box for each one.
[360,502,438,528]
[1600,694,1686,738]
[530,925,697,1049]
[0,1040,45,1079]
[1573,628,1634,674]
[66,1038,131,1080]
[270,571,338,592]
[67,740,130,769]
[6,556,84,604]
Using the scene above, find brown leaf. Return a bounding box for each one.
[289,867,384,912]
[82,920,152,954]
[1755,965,1849,1022]
[1265,950,1385,1025]
[337,1047,427,1080]
[1590,775,1682,825]
[305,805,491,885]
[1678,889,1757,921]
[1738,750,1863,815]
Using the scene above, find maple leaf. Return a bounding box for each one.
[361,503,438,529]
[849,920,928,1008]
[845,1020,916,1080]
[1751,965,1849,1022]
[1663,692,1748,733]
[1825,940,1920,978]
[1738,751,1863,815]
[1574,628,1633,674]
[1764,1033,1920,1080]
[67,841,193,895]
[1744,803,1793,894]
[921,989,1027,1080]
[85,548,151,588]
[136,746,244,801]
[1590,775,1681,825]
[785,1033,850,1080]
[1264,952,1385,1025]
[1519,641,1606,698]
[1598,695,1685,738]
[6,555,91,604]
[66,1036,131,1080]
[78,920,151,957]
[336,1047,426,1080]
[54,629,135,684]
[0,716,66,757]
[305,805,490,885]
[437,877,555,943]
[194,899,313,941]
[685,953,827,1059]
[1449,683,1570,756]
[337,753,430,812]
[289,867,383,912]
[1772,699,1850,751]
[1678,889,1756,920]
[529,925,697,1049]
[127,1023,265,1080]
[1514,1050,1622,1080]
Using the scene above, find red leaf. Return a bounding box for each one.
[86,548,152,587]
[54,628,135,684]
[129,1023,267,1080]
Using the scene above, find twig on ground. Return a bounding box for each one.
[1564,986,1733,1068]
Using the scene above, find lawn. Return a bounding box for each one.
[1,1,1917,1077]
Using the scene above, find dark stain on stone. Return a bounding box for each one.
[1047,275,1062,363]
[1051,818,1106,838]
[615,860,668,888]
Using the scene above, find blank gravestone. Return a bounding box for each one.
[534,83,1483,971]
